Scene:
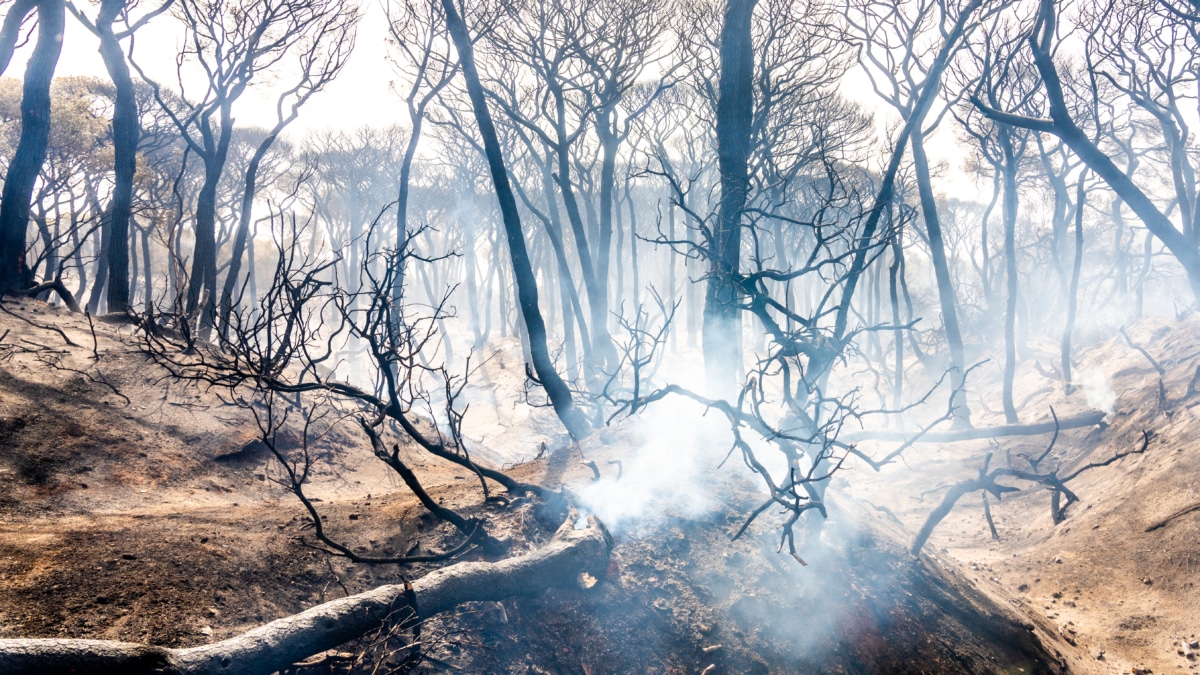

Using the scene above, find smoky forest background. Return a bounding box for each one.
[1,0,1199,672]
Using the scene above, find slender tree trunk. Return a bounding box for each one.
[1000,127,1020,424]
[141,224,154,311]
[71,214,87,298]
[628,186,640,312]
[220,129,282,333]
[1062,174,1086,392]
[538,162,592,369]
[495,236,508,339]
[596,117,618,349]
[187,111,233,331]
[246,232,256,306]
[96,0,136,313]
[0,0,63,293]
[889,234,905,413]
[87,207,112,315]
[911,133,970,425]
[128,222,138,304]
[391,105,426,323]
[686,192,700,349]
[549,88,617,370]
[559,253,578,381]
[33,212,51,284]
[441,0,589,440]
[464,217,482,347]
[1036,137,1070,324]
[667,194,677,352]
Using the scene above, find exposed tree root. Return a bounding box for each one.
[0,519,612,675]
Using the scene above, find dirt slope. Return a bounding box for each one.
[849,315,1200,675]
[0,298,1083,673]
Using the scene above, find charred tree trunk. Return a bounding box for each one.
[96,0,136,313]
[596,116,618,352]
[1000,126,1020,424]
[704,0,757,396]
[537,161,593,372]
[911,133,970,426]
[87,208,111,315]
[187,109,234,332]
[0,0,64,294]
[889,234,905,412]
[1062,174,1086,391]
[219,136,275,333]
[440,0,589,441]
[141,224,154,312]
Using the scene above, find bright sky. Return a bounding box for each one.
[6,1,404,135]
[6,1,984,201]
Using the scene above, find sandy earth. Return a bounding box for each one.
[0,297,1196,673]
[847,316,1200,675]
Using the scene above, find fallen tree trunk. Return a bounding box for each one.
[0,519,611,675]
[844,410,1106,444]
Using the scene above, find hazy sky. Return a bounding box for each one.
[5,2,985,197]
[7,2,404,134]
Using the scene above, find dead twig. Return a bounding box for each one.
[85,311,100,360]
[1119,326,1165,376]
[0,301,79,347]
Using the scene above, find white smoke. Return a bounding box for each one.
[577,396,732,533]
[1080,367,1116,416]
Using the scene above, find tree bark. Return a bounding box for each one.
[704,0,757,396]
[0,0,64,293]
[96,0,137,313]
[1062,175,1086,390]
[440,0,589,441]
[910,133,970,426]
[219,127,284,333]
[187,114,233,332]
[1000,126,1020,424]
[0,520,611,675]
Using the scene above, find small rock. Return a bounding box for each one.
[121,553,137,561]
[348,514,359,521]
[1096,650,1105,661]
[1054,556,1063,564]
[1189,640,1199,650]
[1143,577,1153,585]
[1132,666,1152,674]
[1017,584,1030,592]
